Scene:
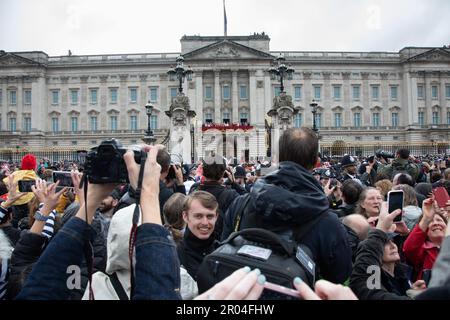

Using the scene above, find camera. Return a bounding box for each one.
[375,149,395,160]
[84,139,144,184]
[52,171,74,187]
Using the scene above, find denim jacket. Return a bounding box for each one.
[17,217,181,300]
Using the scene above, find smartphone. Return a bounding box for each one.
[18,180,36,192]
[52,171,74,187]
[263,281,301,300]
[329,178,338,188]
[433,187,450,208]
[388,190,404,222]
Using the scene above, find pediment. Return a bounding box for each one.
[406,48,450,62]
[0,52,41,67]
[183,40,274,60]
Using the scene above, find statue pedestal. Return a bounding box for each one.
[267,92,298,164]
[165,93,196,164]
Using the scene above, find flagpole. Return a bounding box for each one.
[223,0,227,37]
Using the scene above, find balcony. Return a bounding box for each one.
[202,122,254,132]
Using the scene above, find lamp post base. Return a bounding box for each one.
[142,135,157,145]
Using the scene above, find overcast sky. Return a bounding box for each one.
[1,0,449,56]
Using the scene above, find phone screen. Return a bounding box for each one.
[52,171,74,187]
[433,187,450,208]
[388,191,404,222]
[18,180,36,192]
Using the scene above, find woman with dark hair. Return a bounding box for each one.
[415,182,432,199]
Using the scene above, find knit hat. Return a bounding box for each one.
[21,154,37,171]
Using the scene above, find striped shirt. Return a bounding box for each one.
[37,203,56,239]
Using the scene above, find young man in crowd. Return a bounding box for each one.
[177,191,220,280]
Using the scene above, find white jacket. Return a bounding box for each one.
[83,204,198,300]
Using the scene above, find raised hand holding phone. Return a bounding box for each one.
[419,198,436,232]
[433,187,450,209]
[376,201,401,233]
[387,190,404,223]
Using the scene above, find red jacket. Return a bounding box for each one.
[403,224,440,281]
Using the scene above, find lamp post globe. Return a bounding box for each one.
[268,55,294,93]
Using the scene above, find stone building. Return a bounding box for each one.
[0,33,449,162]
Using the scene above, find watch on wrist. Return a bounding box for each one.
[34,211,50,222]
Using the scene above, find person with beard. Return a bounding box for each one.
[221,127,352,284]
[177,191,219,280]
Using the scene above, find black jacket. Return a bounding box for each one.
[349,229,412,300]
[331,203,357,218]
[6,231,47,299]
[115,181,186,222]
[0,225,21,247]
[177,228,219,280]
[221,161,352,284]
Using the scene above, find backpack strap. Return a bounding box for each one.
[233,194,252,232]
[109,272,129,300]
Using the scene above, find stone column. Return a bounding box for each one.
[406,71,418,126]
[380,72,389,127]
[195,72,203,162]
[340,72,350,127]
[248,70,258,159]
[214,70,221,123]
[425,72,432,125]
[249,70,257,125]
[232,70,238,123]
[31,75,46,133]
[361,72,370,126]
[100,75,110,128]
[0,78,6,130]
[303,72,313,127]
[439,72,446,124]
[323,72,332,126]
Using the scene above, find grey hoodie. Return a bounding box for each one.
[82,204,197,300]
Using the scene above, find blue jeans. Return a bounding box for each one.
[17,217,181,300]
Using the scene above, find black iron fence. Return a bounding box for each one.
[1,141,448,164]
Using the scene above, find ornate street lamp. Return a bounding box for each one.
[167,55,193,94]
[310,100,319,135]
[142,101,156,145]
[268,55,294,93]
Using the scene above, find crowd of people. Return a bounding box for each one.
[0,128,449,300]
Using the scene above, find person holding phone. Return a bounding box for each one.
[403,197,448,282]
[350,202,426,300]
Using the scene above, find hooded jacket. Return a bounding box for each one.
[350,229,412,300]
[2,170,38,206]
[0,229,13,299]
[221,161,352,284]
[82,204,198,300]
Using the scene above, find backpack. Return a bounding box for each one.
[391,161,418,181]
[196,194,325,299]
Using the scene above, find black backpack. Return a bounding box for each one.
[196,194,325,299]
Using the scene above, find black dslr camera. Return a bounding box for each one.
[375,149,395,160]
[84,139,144,184]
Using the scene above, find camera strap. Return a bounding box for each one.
[80,173,95,300]
[128,152,147,298]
